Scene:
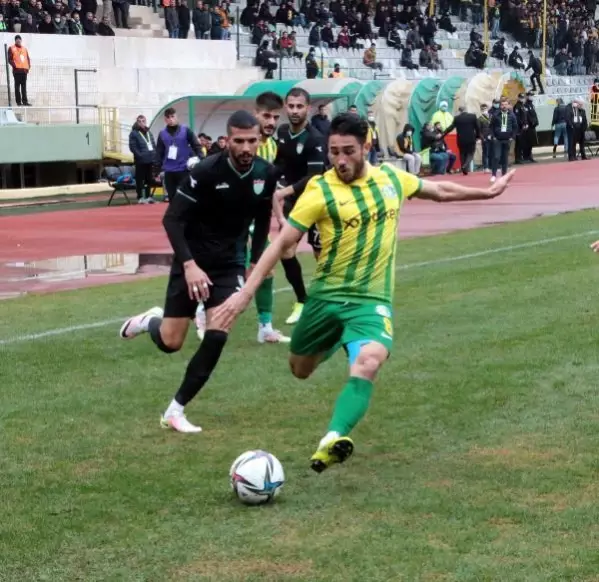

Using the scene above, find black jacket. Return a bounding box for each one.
[490,109,518,140]
[552,104,568,125]
[129,124,157,165]
[447,112,480,145]
[566,105,588,130]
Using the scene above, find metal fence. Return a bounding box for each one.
[0,48,99,114]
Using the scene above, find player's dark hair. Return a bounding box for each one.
[256,91,284,111]
[285,87,311,104]
[226,110,259,134]
[329,112,369,145]
[164,107,176,117]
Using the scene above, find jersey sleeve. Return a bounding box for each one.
[381,163,423,199]
[287,177,326,232]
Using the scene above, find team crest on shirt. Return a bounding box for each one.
[253,179,265,195]
[376,305,391,318]
[296,142,304,154]
[381,185,397,199]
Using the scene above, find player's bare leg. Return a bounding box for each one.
[311,341,389,473]
[161,307,232,433]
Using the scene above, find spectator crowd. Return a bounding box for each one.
[0,0,117,35]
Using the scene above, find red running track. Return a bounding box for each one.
[0,161,597,295]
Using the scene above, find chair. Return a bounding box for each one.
[104,165,136,206]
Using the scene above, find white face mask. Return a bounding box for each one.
[405,131,412,136]
[368,116,374,122]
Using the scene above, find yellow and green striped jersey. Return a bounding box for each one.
[288,163,422,304]
[257,136,278,163]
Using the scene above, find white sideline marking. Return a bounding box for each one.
[1,229,598,347]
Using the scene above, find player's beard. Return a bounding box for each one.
[261,126,275,137]
[289,112,307,130]
[335,158,364,184]
[230,150,254,172]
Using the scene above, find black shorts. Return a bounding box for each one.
[283,197,321,253]
[163,264,245,318]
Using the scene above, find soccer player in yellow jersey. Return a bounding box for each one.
[216,113,514,472]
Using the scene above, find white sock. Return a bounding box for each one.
[260,322,273,333]
[319,431,340,449]
[165,399,184,418]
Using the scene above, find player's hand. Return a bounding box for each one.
[590,240,599,253]
[213,290,252,329]
[183,261,212,302]
[487,169,515,198]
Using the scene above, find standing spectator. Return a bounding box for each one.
[7,35,30,107]
[523,91,539,162]
[396,123,422,175]
[366,111,381,165]
[478,102,493,173]
[551,97,568,158]
[513,92,533,163]
[311,104,330,136]
[192,1,211,39]
[177,0,190,38]
[129,114,157,205]
[525,50,544,94]
[489,97,518,184]
[164,0,179,37]
[447,106,480,175]
[155,107,202,202]
[553,47,569,75]
[305,46,319,78]
[566,99,588,162]
[112,0,129,28]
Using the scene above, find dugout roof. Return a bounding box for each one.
[149,79,369,139]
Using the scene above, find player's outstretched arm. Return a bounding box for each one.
[415,169,515,202]
[213,224,304,327]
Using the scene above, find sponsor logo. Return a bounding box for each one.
[215,182,229,190]
[381,185,397,199]
[342,208,398,230]
[296,142,304,154]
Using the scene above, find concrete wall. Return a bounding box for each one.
[0,124,102,163]
[0,34,262,116]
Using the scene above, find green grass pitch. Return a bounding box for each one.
[3,210,599,581]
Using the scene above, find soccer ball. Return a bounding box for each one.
[230,450,285,506]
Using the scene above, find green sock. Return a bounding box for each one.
[328,377,374,436]
[255,276,274,325]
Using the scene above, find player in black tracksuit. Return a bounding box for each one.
[119,110,276,433]
[272,87,327,325]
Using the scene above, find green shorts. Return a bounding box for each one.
[290,297,394,357]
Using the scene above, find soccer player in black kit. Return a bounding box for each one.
[273,87,327,325]
[119,110,276,433]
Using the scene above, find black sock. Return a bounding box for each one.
[281,257,307,303]
[148,317,178,354]
[174,330,228,406]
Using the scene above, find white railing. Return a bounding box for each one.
[5,105,100,126]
